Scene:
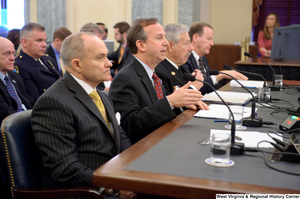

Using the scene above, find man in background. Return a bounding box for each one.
[80,22,104,39]
[0,37,35,199]
[109,18,204,144]
[14,22,61,100]
[45,27,72,75]
[155,23,207,106]
[107,22,133,76]
[31,32,132,197]
[184,22,248,94]
[96,22,113,41]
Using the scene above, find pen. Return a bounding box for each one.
[214,120,229,122]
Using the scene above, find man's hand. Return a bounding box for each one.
[167,82,203,108]
[190,69,204,90]
[186,100,209,110]
[216,70,248,81]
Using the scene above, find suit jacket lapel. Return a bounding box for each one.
[133,58,158,103]
[64,72,113,139]
[162,59,187,86]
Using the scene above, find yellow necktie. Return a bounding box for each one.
[118,45,124,64]
[89,91,109,126]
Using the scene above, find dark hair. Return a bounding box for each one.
[127,18,158,54]
[189,22,213,41]
[53,27,72,41]
[7,29,20,50]
[113,22,130,34]
[96,22,108,33]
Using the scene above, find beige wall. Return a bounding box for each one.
[29,0,252,44]
[210,0,253,44]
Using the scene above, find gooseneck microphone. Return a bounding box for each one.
[244,52,280,91]
[209,69,263,127]
[223,64,267,88]
[274,31,285,62]
[183,73,245,155]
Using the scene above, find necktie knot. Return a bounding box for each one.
[89,91,101,102]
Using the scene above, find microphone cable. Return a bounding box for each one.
[257,140,300,176]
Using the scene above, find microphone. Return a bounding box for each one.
[209,69,263,127]
[183,73,245,155]
[274,31,285,62]
[244,52,280,91]
[223,64,267,87]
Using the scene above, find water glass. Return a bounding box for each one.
[274,75,283,88]
[211,133,231,165]
[228,105,244,129]
[258,87,271,104]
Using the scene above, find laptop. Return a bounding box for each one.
[103,40,115,53]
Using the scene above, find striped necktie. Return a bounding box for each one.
[152,72,163,100]
[4,76,23,112]
[198,57,207,77]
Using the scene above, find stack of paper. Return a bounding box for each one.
[230,80,264,88]
[201,91,254,105]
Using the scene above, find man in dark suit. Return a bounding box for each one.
[109,18,203,144]
[107,22,133,77]
[14,23,61,100]
[45,27,72,75]
[0,37,35,199]
[31,32,131,197]
[155,23,208,112]
[184,22,248,94]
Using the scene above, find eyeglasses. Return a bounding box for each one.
[2,51,16,57]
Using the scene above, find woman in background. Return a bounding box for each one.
[257,12,280,58]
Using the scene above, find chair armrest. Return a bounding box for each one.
[13,187,104,199]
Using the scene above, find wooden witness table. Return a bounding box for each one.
[93,83,300,198]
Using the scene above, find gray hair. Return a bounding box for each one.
[164,23,189,45]
[80,22,103,35]
[20,22,45,39]
[60,32,95,67]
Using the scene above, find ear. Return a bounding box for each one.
[21,38,27,47]
[136,40,145,53]
[71,58,82,73]
[192,34,199,42]
[167,41,174,52]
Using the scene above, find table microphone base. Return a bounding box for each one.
[242,116,263,127]
[230,142,245,155]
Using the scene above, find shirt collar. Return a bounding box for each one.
[0,71,6,84]
[69,73,95,95]
[192,51,200,65]
[165,57,179,70]
[135,57,154,81]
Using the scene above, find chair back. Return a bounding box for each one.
[1,110,43,191]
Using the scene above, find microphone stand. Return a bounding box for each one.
[274,31,285,62]
[214,70,263,127]
[183,74,245,155]
[244,52,280,91]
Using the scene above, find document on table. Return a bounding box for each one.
[201,91,254,105]
[194,104,257,120]
[210,129,283,148]
[230,80,264,88]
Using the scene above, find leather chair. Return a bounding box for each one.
[0,110,103,199]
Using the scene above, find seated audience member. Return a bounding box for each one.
[79,23,109,91]
[14,23,61,100]
[96,22,112,41]
[0,37,35,199]
[108,22,133,76]
[6,28,20,51]
[109,18,204,144]
[257,12,280,58]
[80,22,104,39]
[155,23,207,107]
[31,32,131,197]
[45,27,72,75]
[184,22,248,94]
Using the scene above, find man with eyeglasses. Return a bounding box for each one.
[14,23,61,100]
[0,36,35,199]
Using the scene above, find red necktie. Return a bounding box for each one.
[152,72,163,100]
